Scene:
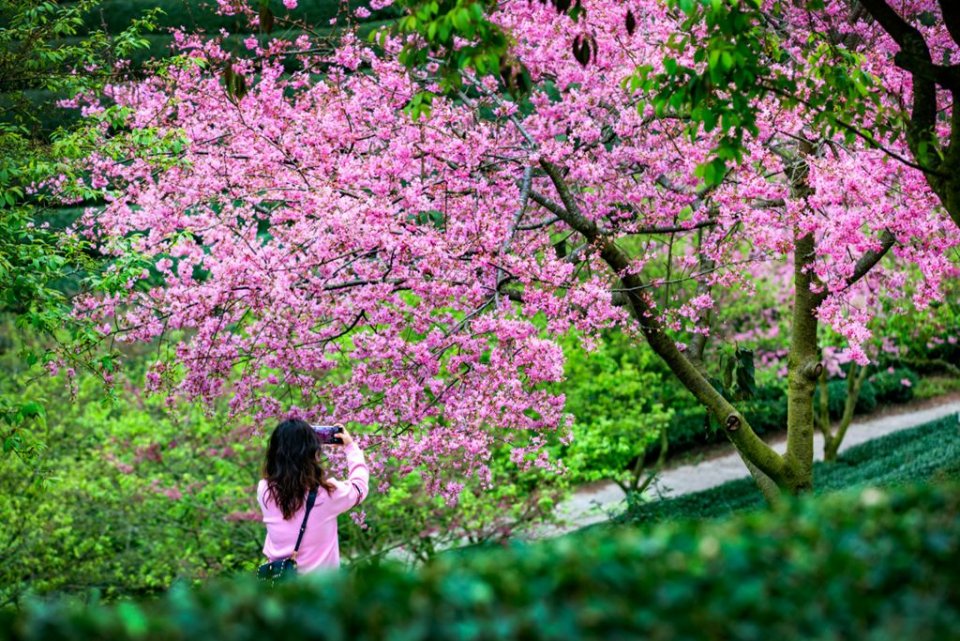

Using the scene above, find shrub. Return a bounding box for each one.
[663,406,715,452]
[815,377,878,421]
[661,384,787,456]
[870,367,919,404]
[853,377,878,413]
[915,375,960,400]
[4,481,960,641]
[556,332,674,486]
[741,385,788,434]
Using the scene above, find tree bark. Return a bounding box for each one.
[856,0,960,228]
[781,230,821,493]
[823,363,869,461]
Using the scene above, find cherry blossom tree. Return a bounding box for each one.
[68,0,956,502]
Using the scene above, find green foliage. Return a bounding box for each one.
[625,0,778,186]
[816,377,878,417]
[870,367,919,405]
[813,366,919,423]
[660,383,788,458]
[915,376,960,401]
[883,288,960,376]
[554,332,673,488]
[0,368,265,607]
[350,438,566,564]
[622,412,960,524]
[624,0,906,187]
[391,0,507,94]
[392,0,911,188]
[4,481,960,640]
[0,1,169,441]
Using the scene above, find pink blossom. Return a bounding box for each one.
[61,1,956,508]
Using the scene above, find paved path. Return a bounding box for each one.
[528,397,960,538]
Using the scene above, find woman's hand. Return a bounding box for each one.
[336,426,354,447]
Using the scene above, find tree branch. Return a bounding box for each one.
[858,0,940,170]
[528,190,571,223]
[846,229,896,288]
[939,0,960,49]
[516,216,560,231]
[627,220,717,235]
[537,161,600,237]
[536,160,785,485]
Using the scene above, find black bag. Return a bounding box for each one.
[257,489,318,584]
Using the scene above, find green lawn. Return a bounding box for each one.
[619,412,960,525]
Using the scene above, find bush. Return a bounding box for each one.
[854,378,878,413]
[915,375,960,400]
[741,385,788,434]
[622,413,960,524]
[814,377,878,421]
[870,367,919,404]
[556,332,674,486]
[662,384,787,457]
[663,406,714,452]
[4,481,960,641]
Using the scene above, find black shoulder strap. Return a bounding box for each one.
[291,489,318,560]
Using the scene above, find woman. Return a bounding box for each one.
[257,418,369,571]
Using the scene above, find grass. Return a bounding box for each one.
[618,412,960,525]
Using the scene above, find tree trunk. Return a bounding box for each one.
[823,363,869,461]
[781,230,821,493]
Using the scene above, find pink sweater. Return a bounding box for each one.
[257,442,369,572]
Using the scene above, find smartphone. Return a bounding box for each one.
[311,424,344,445]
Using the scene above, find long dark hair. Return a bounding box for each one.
[262,418,336,519]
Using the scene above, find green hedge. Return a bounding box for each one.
[624,413,960,524]
[4,481,960,641]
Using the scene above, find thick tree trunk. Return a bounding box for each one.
[781,231,821,493]
[537,160,791,498]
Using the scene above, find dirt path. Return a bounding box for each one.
[527,394,960,538]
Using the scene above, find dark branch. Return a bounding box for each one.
[322,277,407,291]
[528,190,569,221]
[857,0,919,49]
[939,0,960,49]
[845,229,897,288]
[627,220,717,235]
[538,160,600,239]
[517,216,560,231]
[858,0,940,165]
[530,189,716,236]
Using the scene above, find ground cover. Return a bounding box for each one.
[618,413,960,525]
